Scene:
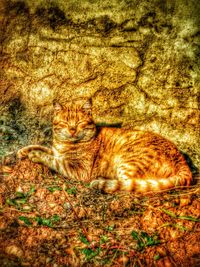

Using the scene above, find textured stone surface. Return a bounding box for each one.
[0,0,200,169]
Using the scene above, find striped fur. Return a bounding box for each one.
[17,98,192,193]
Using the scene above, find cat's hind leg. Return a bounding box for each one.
[17,145,53,159]
[90,178,120,194]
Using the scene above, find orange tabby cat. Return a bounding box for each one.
[17,98,192,193]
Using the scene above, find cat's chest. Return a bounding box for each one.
[53,147,87,160]
[52,141,98,161]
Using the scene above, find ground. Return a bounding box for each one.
[1,1,200,266]
[0,159,199,267]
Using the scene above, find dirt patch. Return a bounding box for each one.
[0,159,199,266]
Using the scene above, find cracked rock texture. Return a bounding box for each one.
[0,0,200,169]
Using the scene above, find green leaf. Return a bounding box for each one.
[47,186,62,193]
[178,216,200,222]
[84,183,91,188]
[131,230,140,240]
[34,216,52,227]
[18,216,32,226]
[6,198,16,206]
[141,232,160,246]
[82,247,100,261]
[160,208,177,218]
[106,225,115,231]
[131,231,160,251]
[34,216,42,224]
[34,215,60,227]
[16,192,26,198]
[79,233,90,245]
[137,240,145,250]
[100,235,108,244]
[52,214,60,222]
[160,209,200,222]
[65,187,77,196]
[154,254,161,261]
[28,185,35,195]
[41,218,53,227]
[173,224,188,231]
[15,198,27,204]
[15,186,35,199]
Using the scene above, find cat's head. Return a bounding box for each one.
[53,98,96,143]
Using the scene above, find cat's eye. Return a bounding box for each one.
[77,121,92,128]
[53,122,68,131]
[58,122,69,127]
[77,121,86,126]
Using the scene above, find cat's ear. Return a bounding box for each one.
[53,102,62,113]
[82,98,92,113]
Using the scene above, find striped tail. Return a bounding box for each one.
[90,166,192,194]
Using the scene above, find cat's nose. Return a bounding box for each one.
[69,128,76,136]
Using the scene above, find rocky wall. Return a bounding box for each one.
[0,0,200,169]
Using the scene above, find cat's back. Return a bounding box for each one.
[98,127,162,147]
[98,127,142,141]
[97,127,181,158]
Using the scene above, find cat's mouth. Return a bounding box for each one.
[68,132,94,143]
[54,129,95,143]
[55,133,84,143]
[68,135,81,142]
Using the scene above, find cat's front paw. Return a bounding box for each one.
[28,150,43,163]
